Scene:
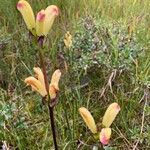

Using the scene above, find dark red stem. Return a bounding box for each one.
[38,38,58,150]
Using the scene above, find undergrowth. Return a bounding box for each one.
[0,0,150,149]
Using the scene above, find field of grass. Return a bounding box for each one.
[0,0,150,149]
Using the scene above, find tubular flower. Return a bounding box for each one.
[33,67,45,88]
[36,10,46,36]
[17,0,59,37]
[49,69,61,99]
[99,103,120,145]
[24,67,61,99]
[43,5,59,36]
[79,103,120,145]
[79,107,97,134]
[24,76,47,97]
[17,0,35,35]
[99,128,111,145]
[64,31,72,48]
[102,103,121,128]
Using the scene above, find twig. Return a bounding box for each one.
[132,90,148,150]
[115,127,136,150]
[100,69,117,99]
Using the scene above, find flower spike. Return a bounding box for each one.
[79,107,97,134]
[17,1,59,37]
[25,68,61,99]
[17,0,35,35]
[99,128,111,145]
[102,103,120,128]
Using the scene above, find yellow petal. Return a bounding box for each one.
[102,103,120,128]
[50,69,61,91]
[17,0,35,35]
[79,107,97,134]
[99,128,111,145]
[33,67,45,87]
[25,76,47,97]
[43,5,59,36]
[36,10,46,36]
[49,85,57,99]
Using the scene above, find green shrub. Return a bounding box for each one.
[59,16,144,72]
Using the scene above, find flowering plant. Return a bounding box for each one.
[79,103,121,145]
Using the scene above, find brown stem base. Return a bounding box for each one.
[48,104,58,150]
[38,47,58,150]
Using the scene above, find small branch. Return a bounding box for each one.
[115,126,135,150]
[100,69,117,99]
[133,89,148,150]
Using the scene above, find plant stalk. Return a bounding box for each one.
[38,39,58,150]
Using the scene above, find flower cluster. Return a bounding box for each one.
[25,67,61,99]
[79,103,120,145]
[17,0,59,37]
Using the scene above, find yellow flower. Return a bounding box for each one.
[64,31,72,48]
[25,67,46,97]
[17,0,59,37]
[102,103,121,128]
[79,107,97,134]
[49,69,61,99]
[79,103,120,145]
[36,10,46,37]
[25,67,61,99]
[43,5,59,36]
[99,128,111,145]
[17,0,35,35]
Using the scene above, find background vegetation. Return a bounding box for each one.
[0,0,150,149]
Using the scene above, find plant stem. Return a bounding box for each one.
[48,104,58,150]
[38,41,58,150]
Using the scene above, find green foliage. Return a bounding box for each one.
[0,0,150,149]
[60,16,144,72]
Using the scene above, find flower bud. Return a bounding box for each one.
[102,103,120,127]
[99,128,111,145]
[49,69,61,99]
[43,5,59,36]
[79,107,97,134]
[36,10,46,36]
[17,0,35,35]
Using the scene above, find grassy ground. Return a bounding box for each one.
[0,0,150,149]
